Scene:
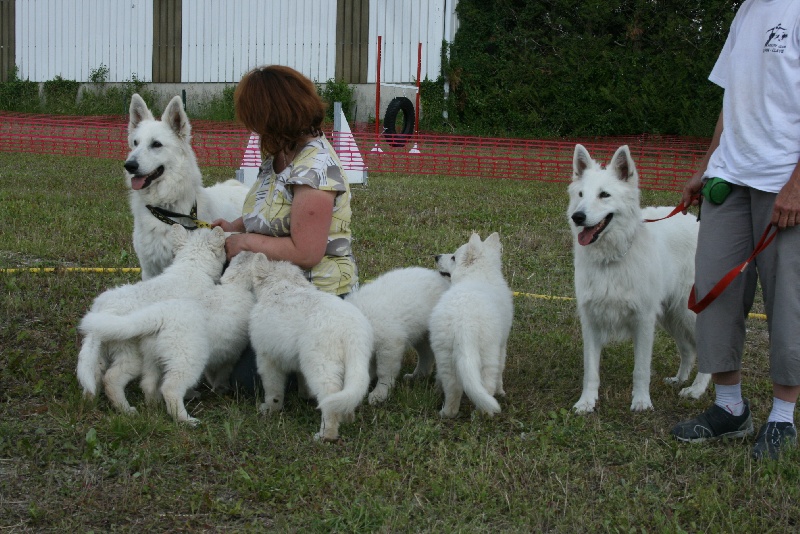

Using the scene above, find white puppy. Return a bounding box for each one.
[568,144,711,413]
[249,255,373,442]
[429,232,514,418]
[76,225,231,422]
[345,266,450,404]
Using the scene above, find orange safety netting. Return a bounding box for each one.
[0,111,709,191]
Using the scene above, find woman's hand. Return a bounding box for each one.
[211,217,245,233]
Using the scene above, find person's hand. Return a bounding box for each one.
[211,218,243,233]
[681,172,704,214]
[223,232,250,262]
[772,176,800,229]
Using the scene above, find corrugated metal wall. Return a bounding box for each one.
[153,0,181,83]
[336,0,369,84]
[0,0,14,82]
[8,0,455,84]
[15,0,153,82]
[368,0,449,84]
[181,0,338,83]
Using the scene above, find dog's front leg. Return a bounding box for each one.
[630,320,656,411]
[573,318,602,414]
[257,356,287,414]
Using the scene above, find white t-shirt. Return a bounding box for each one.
[705,0,800,193]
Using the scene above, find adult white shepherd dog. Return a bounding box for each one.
[124,93,247,280]
[568,144,711,413]
[429,232,514,418]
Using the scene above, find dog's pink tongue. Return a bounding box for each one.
[130,176,146,190]
[578,227,597,246]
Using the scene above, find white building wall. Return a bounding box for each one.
[13,0,458,84]
[16,0,153,82]
[181,0,338,83]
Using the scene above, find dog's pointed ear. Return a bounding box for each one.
[162,95,191,140]
[485,232,501,250]
[168,224,189,251]
[572,144,593,181]
[128,93,153,132]
[610,145,637,183]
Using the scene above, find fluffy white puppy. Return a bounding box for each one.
[429,232,514,418]
[345,266,450,404]
[249,255,373,442]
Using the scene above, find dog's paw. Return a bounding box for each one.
[259,397,284,414]
[181,416,201,427]
[368,388,389,405]
[438,408,459,419]
[572,397,597,414]
[679,384,706,399]
[663,376,682,386]
[630,397,654,411]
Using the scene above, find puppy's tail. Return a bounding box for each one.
[78,309,165,342]
[316,328,372,417]
[455,343,501,415]
[76,332,103,397]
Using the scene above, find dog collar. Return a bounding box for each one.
[146,203,211,230]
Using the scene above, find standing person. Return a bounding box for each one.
[212,65,358,391]
[670,0,800,461]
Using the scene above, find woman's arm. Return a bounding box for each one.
[223,185,336,269]
[211,217,246,233]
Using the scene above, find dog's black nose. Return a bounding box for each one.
[571,212,586,225]
[124,160,138,173]
[435,254,442,261]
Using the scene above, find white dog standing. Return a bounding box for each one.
[124,93,247,280]
[76,225,229,421]
[249,255,373,442]
[345,266,450,405]
[568,144,711,413]
[429,232,514,418]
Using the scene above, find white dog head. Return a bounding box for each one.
[447,232,503,283]
[567,144,641,247]
[168,225,227,279]
[124,94,195,193]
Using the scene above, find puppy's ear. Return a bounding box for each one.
[485,232,501,251]
[610,145,637,183]
[460,234,482,267]
[162,95,191,140]
[128,93,153,132]
[169,224,189,251]
[572,144,593,181]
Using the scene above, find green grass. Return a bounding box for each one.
[0,151,794,532]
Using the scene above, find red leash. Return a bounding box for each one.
[641,197,778,313]
[688,223,778,313]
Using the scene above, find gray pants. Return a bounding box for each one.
[695,185,800,385]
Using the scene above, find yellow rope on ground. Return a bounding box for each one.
[0,267,767,320]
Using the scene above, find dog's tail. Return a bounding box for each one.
[455,342,501,416]
[79,309,165,342]
[76,332,103,397]
[316,330,372,417]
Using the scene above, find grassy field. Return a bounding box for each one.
[0,151,796,532]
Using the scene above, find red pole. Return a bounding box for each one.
[415,42,422,137]
[375,36,382,138]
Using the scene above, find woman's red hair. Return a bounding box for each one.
[234,65,326,156]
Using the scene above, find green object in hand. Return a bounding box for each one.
[702,177,732,205]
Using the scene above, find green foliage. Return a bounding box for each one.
[438,0,742,137]
[317,78,356,122]
[0,66,40,112]
[42,75,81,114]
[192,85,237,121]
[78,71,160,116]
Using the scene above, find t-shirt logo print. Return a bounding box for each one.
[764,23,788,53]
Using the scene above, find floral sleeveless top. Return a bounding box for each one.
[241,135,357,295]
